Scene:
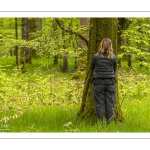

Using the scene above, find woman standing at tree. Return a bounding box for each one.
[91,38,117,124]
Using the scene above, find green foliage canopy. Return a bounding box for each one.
[120,18,150,64]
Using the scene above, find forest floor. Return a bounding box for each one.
[0,56,150,132]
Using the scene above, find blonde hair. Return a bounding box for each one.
[98,38,113,59]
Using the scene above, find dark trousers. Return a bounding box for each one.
[93,84,116,124]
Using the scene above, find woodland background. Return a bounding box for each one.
[0,18,150,132]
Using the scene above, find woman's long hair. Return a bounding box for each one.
[97,38,114,59]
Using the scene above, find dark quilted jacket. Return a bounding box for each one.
[90,53,117,79]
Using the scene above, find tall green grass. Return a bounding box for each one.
[3,105,79,132]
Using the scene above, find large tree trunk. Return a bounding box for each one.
[77,18,124,124]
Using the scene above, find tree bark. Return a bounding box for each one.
[61,29,68,73]
[15,18,19,67]
[20,18,26,64]
[21,18,30,64]
[24,18,31,63]
[29,18,42,59]
[77,18,124,124]
[118,18,131,68]
[21,18,42,64]
[20,18,28,73]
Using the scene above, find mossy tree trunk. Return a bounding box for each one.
[77,18,124,124]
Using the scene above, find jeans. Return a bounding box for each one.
[93,84,116,124]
